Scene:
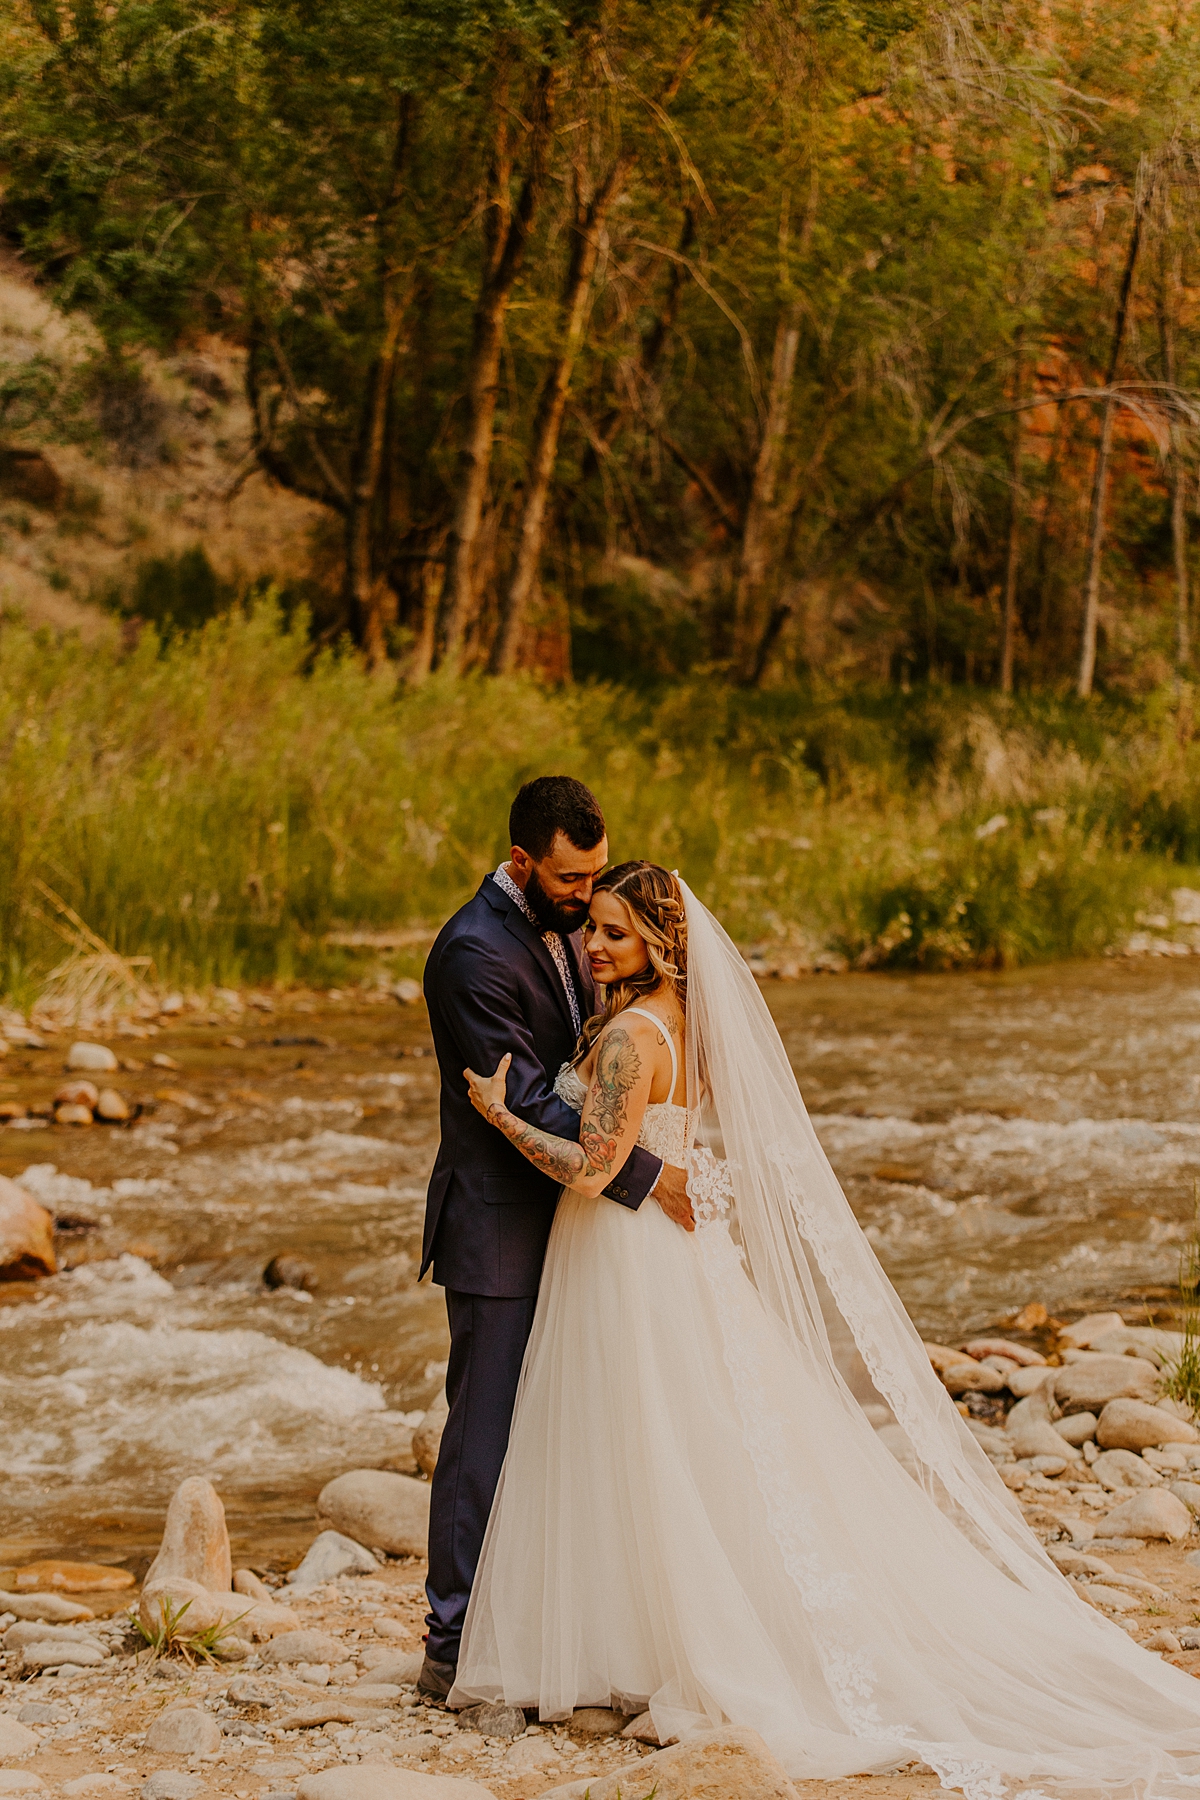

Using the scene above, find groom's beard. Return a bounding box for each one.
[525,867,590,936]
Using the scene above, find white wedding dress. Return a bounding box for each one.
[453,887,1200,1797]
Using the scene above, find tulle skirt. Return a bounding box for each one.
[453,1188,1200,1796]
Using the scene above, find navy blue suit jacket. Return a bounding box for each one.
[422,874,662,1297]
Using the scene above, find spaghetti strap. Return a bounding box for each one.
[620,1005,678,1101]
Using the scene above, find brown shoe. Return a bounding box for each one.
[417,1653,457,1701]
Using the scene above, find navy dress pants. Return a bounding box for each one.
[424,1289,537,1666]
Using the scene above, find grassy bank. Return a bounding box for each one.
[1,605,1198,998]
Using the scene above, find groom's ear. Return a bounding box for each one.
[510,845,534,877]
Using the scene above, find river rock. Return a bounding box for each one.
[1007,1365,1054,1398]
[359,1652,423,1685]
[0,1722,37,1760]
[1052,1356,1159,1416]
[66,1044,117,1073]
[4,1622,105,1654]
[21,1639,105,1670]
[538,1726,797,1800]
[1170,1480,1200,1516]
[1095,1489,1193,1541]
[1091,1449,1163,1490]
[568,1709,631,1740]
[0,1179,56,1281]
[1089,1328,1187,1370]
[1060,1312,1126,1347]
[1055,1412,1098,1447]
[145,1476,232,1593]
[1006,1393,1082,1461]
[0,1591,93,1622]
[286,1528,378,1589]
[456,1703,526,1739]
[140,1777,202,1800]
[943,1362,1007,1396]
[412,1395,449,1478]
[263,1254,317,1292]
[232,1568,273,1601]
[1082,1583,1139,1612]
[144,1708,222,1756]
[262,1629,346,1666]
[961,1338,1045,1366]
[316,1470,430,1556]
[95,1090,131,1123]
[54,1081,99,1109]
[1145,1627,1184,1654]
[1097,1398,1199,1451]
[0,1778,45,1796]
[297,1770,498,1800]
[506,1737,561,1771]
[11,1561,131,1592]
[54,1103,93,1126]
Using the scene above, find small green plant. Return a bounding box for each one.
[131,1594,247,1665]
[1161,1182,1200,1417]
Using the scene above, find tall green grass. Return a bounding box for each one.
[1,603,1198,994]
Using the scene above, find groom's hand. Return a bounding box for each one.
[654,1163,695,1233]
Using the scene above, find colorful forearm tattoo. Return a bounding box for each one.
[487,1026,643,1186]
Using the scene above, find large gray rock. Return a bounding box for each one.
[1052,1356,1159,1417]
[144,1708,222,1756]
[537,1727,798,1800]
[568,1709,631,1740]
[262,1629,347,1666]
[1091,1449,1164,1491]
[317,1470,430,1557]
[145,1476,231,1594]
[1097,1398,1198,1451]
[1095,1489,1193,1542]
[296,1767,497,1799]
[0,1177,56,1281]
[455,1704,525,1739]
[286,1529,378,1589]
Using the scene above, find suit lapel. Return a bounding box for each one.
[565,930,593,1018]
[502,905,577,1034]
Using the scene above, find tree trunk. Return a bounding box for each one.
[999,348,1023,695]
[732,298,802,683]
[344,302,406,667]
[490,157,626,675]
[1077,172,1154,699]
[434,63,556,673]
[1159,253,1191,670]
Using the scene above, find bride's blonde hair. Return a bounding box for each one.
[573,861,687,1064]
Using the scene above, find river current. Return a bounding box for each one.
[2,958,1198,1575]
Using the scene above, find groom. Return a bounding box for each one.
[418,775,692,1699]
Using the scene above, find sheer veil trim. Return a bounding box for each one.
[678,878,1200,1796]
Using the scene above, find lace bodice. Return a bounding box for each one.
[554,1060,691,1169]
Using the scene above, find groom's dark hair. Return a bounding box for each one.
[510,777,605,861]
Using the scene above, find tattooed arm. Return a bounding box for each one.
[464,1020,658,1200]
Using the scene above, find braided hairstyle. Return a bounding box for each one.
[573,861,688,1065]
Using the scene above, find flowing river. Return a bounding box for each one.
[3,956,1199,1579]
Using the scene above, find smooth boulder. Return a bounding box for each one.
[538,1727,798,1800]
[1096,1398,1198,1452]
[1170,1481,1200,1516]
[262,1629,347,1666]
[1052,1356,1159,1417]
[1095,1489,1193,1542]
[144,1708,222,1756]
[145,1476,232,1594]
[297,1770,497,1800]
[286,1529,378,1589]
[1006,1393,1082,1461]
[412,1396,448,1479]
[0,1591,93,1623]
[11,1560,131,1593]
[1091,1449,1163,1491]
[0,1178,56,1281]
[0,1722,37,1761]
[317,1470,430,1556]
[1054,1412,1098,1447]
[1059,1312,1125,1348]
[66,1043,117,1073]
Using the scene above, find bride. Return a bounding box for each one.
[455,860,1200,1797]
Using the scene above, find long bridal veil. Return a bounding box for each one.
[679,877,1200,1797]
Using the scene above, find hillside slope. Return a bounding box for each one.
[0,250,327,634]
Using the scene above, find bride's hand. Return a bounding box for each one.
[464,1053,512,1120]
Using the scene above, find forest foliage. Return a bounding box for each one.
[5,0,1200,693]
